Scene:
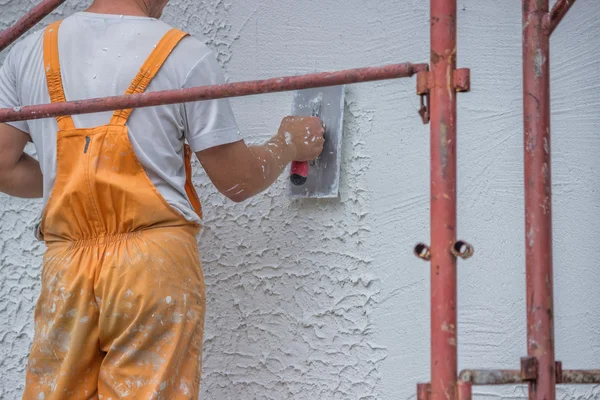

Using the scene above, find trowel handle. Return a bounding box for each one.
[290,161,308,186]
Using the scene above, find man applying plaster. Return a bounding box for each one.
[0,0,324,398]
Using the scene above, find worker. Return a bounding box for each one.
[0,0,325,398]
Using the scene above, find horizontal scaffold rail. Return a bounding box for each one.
[0,62,428,123]
[458,368,600,385]
[0,0,67,52]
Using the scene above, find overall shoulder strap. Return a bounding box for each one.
[110,28,189,126]
[43,20,76,130]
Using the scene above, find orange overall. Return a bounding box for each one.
[24,21,206,399]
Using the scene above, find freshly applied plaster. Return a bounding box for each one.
[1,1,600,399]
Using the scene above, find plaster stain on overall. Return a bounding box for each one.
[2,1,600,400]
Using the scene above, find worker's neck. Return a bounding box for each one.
[86,0,152,18]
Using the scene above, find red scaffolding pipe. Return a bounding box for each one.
[0,0,66,52]
[523,1,555,400]
[457,381,472,400]
[0,1,595,400]
[417,383,431,400]
[458,369,524,386]
[429,0,458,399]
[550,0,577,34]
[560,369,600,385]
[0,62,426,123]
[458,368,600,387]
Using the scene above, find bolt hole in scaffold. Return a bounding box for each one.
[0,1,599,400]
[415,243,432,261]
[450,241,473,260]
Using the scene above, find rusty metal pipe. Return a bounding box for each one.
[459,369,600,386]
[458,369,524,385]
[522,1,555,400]
[457,380,472,400]
[429,0,458,399]
[550,0,577,34]
[0,62,427,123]
[561,370,600,385]
[417,383,432,400]
[0,0,66,52]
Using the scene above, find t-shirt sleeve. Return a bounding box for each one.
[0,47,29,133]
[182,51,242,152]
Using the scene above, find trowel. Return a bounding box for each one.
[287,85,345,198]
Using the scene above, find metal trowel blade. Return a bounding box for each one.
[287,85,345,199]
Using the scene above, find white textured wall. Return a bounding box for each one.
[1,1,600,399]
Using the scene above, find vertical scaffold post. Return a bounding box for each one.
[522,1,556,399]
[429,0,458,399]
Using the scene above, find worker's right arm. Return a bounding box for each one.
[196,116,324,202]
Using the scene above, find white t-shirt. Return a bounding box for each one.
[0,12,242,225]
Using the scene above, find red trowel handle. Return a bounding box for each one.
[290,161,309,186]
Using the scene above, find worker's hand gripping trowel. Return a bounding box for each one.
[287,86,345,199]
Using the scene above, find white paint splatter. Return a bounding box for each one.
[172,313,183,323]
[226,184,239,193]
[180,381,189,395]
[165,296,172,304]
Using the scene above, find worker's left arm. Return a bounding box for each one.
[0,43,43,198]
[0,123,42,198]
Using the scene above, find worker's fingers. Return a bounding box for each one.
[278,115,326,161]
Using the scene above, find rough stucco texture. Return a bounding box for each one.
[1,0,600,399]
